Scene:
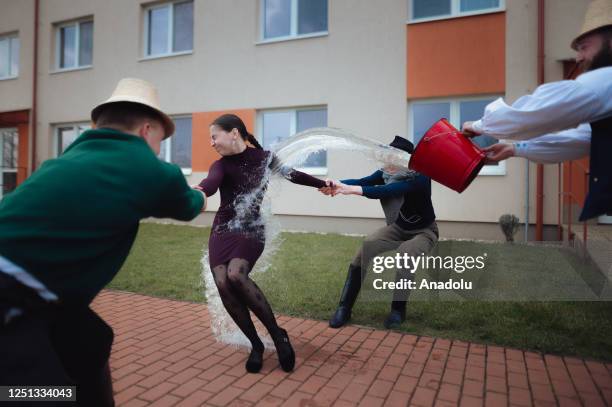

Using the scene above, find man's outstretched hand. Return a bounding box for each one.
[461,121,482,138]
[483,143,515,164]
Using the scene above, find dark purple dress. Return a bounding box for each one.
[199,148,326,269]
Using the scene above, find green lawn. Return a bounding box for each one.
[110,222,612,361]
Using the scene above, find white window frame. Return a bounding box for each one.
[53,123,91,156]
[142,0,193,60]
[258,0,329,44]
[408,96,506,176]
[159,115,192,175]
[407,0,505,24]
[0,33,19,80]
[257,106,328,176]
[54,19,93,72]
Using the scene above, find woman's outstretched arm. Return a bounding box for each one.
[269,155,327,189]
[197,160,224,196]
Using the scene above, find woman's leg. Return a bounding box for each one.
[211,264,264,352]
[226,258,281,338]
[226,258,295,371]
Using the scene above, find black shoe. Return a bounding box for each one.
[329,305,351,328]
[245,345,264,373]
[274,328,295,372]
[329,265,363,329]
[383,310,405,329]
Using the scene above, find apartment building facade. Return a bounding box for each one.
[0,0,594,240]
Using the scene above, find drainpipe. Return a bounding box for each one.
[31,0,39,172]
[535,0,545,241]
[525,162,530,241]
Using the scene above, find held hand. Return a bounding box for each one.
[334,182,360,196]
[483,143,515,164]
[318,179,337,196]
[461,121,481,138]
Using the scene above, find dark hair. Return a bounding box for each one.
[95,102,163,131]
[586,26,612,71]
[211,114,263,150]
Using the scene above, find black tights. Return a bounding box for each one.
[212,258,281,350]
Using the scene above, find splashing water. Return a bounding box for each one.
[273,127,410,169]
[201,127,411,349]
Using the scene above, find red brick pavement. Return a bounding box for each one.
[92,291,612,407]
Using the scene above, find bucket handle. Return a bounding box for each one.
[422,130,465,142]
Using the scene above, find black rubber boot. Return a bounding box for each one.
[329,265,363,328]
[384,300,407,329]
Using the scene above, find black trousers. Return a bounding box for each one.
[0,273,115,407]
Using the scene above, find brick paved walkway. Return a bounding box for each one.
[92,291,612,407]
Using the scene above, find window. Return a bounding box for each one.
[260,107,327,173]
[409,0,503,22]
[409,97,505,175]
[0,33,19,79]
[55,123,91,156]
[159,116,192,172]
[261,0,328,41]
[55,20,93,70]
[144,1,193,58]
[0,128,18,198]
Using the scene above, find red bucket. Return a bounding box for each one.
[409,118,486,193]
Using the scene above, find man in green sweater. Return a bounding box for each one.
[0,78,205,406]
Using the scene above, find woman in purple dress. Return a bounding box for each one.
[195,114,327,374]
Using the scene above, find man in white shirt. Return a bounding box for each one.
[462,0,612,221]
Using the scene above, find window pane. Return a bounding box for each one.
[79,21,93,66]
[460,99,499,165]
[1,130,18,168]
[0,38,9,77]
[77,124,91,134]
[264,0,291,39]
[412,0,451,19]
[262,111,292,149]
[298,0,327,35]
[297,109,327,167]
[58,127,77,154]
[171,117,192,168]
[10,37,19,76]
[173,1,193,52]
[412,102,450,144]
[460,0,500,12]
[60,25,76,68]
[158,139,169,160]
[148,6,170,55]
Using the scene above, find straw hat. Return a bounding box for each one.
[571,0,612,50]
[91,78,175,138]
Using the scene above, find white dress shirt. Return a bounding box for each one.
[472,67,612,145]
[514,124,591,164]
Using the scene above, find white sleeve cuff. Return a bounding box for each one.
[513,141,530,158]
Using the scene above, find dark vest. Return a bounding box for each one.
[394,176,436,231]
[579,116,612,221]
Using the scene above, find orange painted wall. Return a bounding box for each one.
[407,12,505,98]
[192,109,256,172]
